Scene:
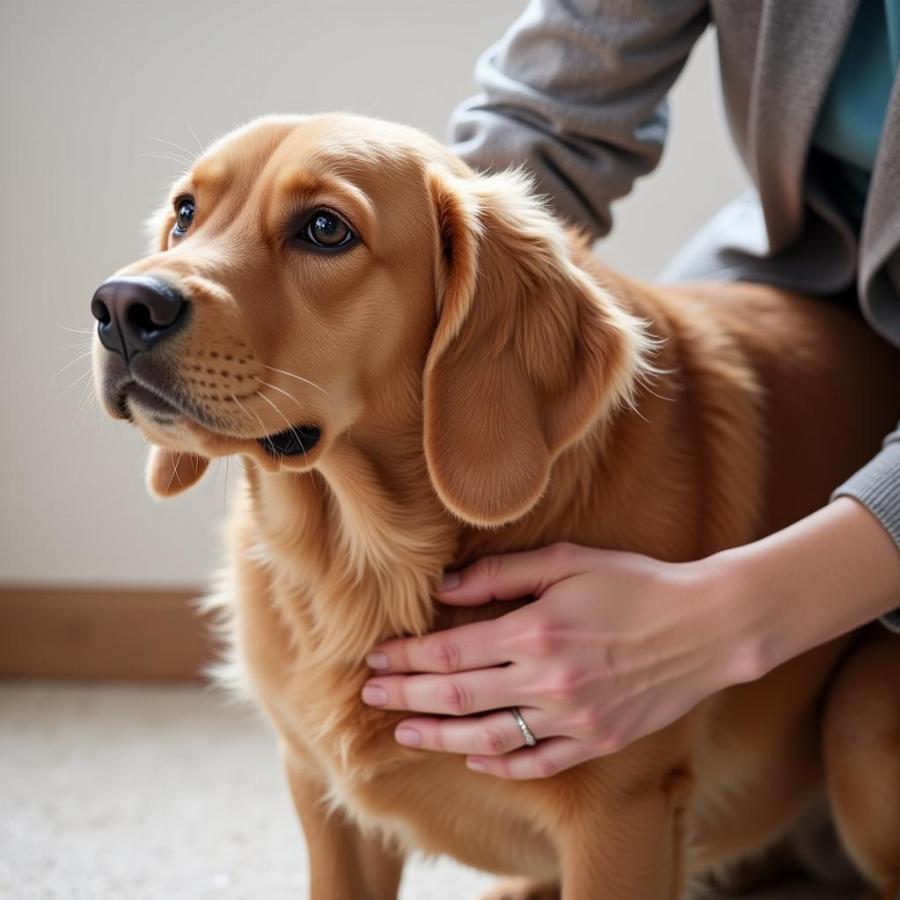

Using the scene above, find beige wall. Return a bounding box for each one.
[0,1,747,587]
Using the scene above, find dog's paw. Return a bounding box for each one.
[478,877,561,900]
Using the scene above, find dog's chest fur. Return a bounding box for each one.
[208,452,595,874]
[220,500,562,877]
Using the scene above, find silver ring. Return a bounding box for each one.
[509,707,537,747]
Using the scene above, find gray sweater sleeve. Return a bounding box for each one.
[831,425,900,633]
[447,0,710,238]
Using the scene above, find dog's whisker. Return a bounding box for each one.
[141,152,193,168]
[56,323,94,335]
[61,366,94,395]
[141,152,193,167]
[260,364,329,397]
[254,378,304,408]
[255,392,309,465]
[147,135,199,163]
[143,143,194,162]
[230,392,269,439]
[70,378,101,425]
[186,123,205,155]
[56,349,95,376]
[73,378,98,424]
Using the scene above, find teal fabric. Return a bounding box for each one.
[812,0,900,223]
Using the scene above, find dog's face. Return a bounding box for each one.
[92,115,447,481]
[92,113,648,526]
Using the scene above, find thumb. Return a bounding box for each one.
[437,543,588,607]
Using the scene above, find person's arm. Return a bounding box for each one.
[361,497,900,779]
[831,423,900,632]
[723,497,900,663]
[449,0,710,237]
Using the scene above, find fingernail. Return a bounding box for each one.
[366,652,389,670]
[439,571,461,591]
[467,759,487,773]
[361,685,386,706]
[395,728,422,747]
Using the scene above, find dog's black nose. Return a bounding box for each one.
[91,276,188,362]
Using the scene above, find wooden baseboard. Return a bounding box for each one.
[0,586,213,682]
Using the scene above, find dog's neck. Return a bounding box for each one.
[244,423,458,665]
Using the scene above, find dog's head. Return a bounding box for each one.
[91,114,649,526]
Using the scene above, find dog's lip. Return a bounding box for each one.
[122,381,181,423]
[102,353,195,426]
[121,380,324,462]
[258,424,322,457]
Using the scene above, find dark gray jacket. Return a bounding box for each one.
[449,0,900,630]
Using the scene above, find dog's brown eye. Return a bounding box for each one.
[174,198,195,234]
[302,210,355,249]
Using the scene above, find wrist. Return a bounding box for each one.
[701,545,791,685]
[702,498,900,684]
[689,550,772,688]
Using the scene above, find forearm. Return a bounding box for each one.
[711,497,900,682]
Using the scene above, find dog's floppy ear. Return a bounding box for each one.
[423,167,651,527]
[146,446,209,498]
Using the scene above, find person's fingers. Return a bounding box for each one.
[366,618,510,674]
[393,706,551,756]
[465,736,601,780]
[436,543,592,607]
[361,666,521,716]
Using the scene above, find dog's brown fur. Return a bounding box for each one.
[93,114,900,899]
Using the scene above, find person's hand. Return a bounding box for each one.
[361,499,900,779]
[361,542,749,779]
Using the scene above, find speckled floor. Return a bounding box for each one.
[0,684,858,900]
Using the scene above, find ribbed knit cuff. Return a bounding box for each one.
[831,438,900,634]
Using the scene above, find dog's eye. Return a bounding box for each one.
[173,197,195,234]
[298,209,356,250]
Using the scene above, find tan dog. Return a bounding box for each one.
[91,114,900,899]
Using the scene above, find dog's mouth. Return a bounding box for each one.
[121,382,322,457]
[258,425,322,457]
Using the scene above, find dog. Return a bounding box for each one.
[91,113,900,899]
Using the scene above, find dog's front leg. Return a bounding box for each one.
[282,745,405,900]
[557,777,690,900]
